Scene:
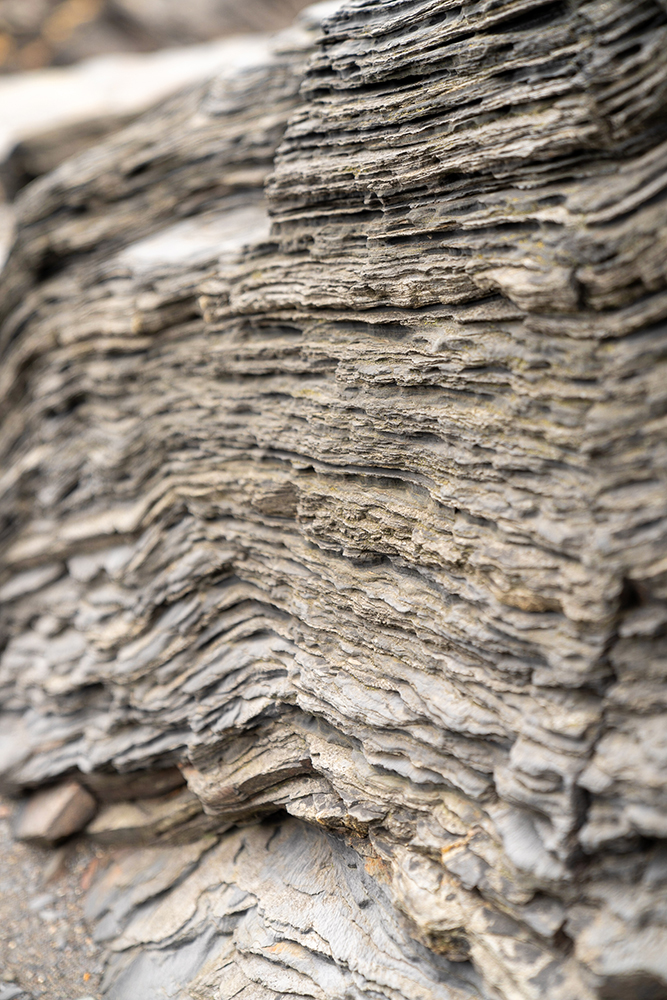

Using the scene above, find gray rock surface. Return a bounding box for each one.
[1,1,666,998]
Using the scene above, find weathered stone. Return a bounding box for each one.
[94,818,484,1000]
[85,787,209,845]
[78,765,185,803]
[13,781,96,843]
[0,0,666,997]
[0,987,32,1000]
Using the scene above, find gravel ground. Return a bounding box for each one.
[0,799,106,1000]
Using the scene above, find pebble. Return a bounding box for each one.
[27,894,55,912]
[13,782,97,844]
[0,986,32,1000]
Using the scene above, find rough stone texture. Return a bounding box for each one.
[13,781,97,844]
[1,1,667,998]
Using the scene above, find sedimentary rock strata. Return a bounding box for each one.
[1,1,667,998]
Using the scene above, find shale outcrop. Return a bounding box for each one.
[1,2,667,998]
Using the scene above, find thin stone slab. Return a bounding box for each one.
[13,781,97,844]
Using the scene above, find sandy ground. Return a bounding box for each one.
[0,799,105,1000]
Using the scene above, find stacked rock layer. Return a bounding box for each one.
[1,2,667,998]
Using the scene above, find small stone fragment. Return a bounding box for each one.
[0,987,32,1000]
[41,845,69,884]
[13,782,97,844]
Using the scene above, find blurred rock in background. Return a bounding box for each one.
[0,0,312,72]
[0,0,322,221]
[0,32,274,198]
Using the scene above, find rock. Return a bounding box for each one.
[92,817,484,1000]
[27,892,56,912]
[0,987,31,1000]
[0,0,666,998]
[113,0,316,43]
[13,782,97,844]
[0,34,275,194]
[85,787,210,845]
[40,845,70,884]
[78,766,185,803]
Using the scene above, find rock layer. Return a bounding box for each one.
[1,2,667,998]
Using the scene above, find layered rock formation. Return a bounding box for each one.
[1,1,667,998]
[0,34,274,197]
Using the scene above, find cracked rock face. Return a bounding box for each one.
[1,2,667,998]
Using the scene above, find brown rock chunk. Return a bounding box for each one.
[13,781,96,844]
